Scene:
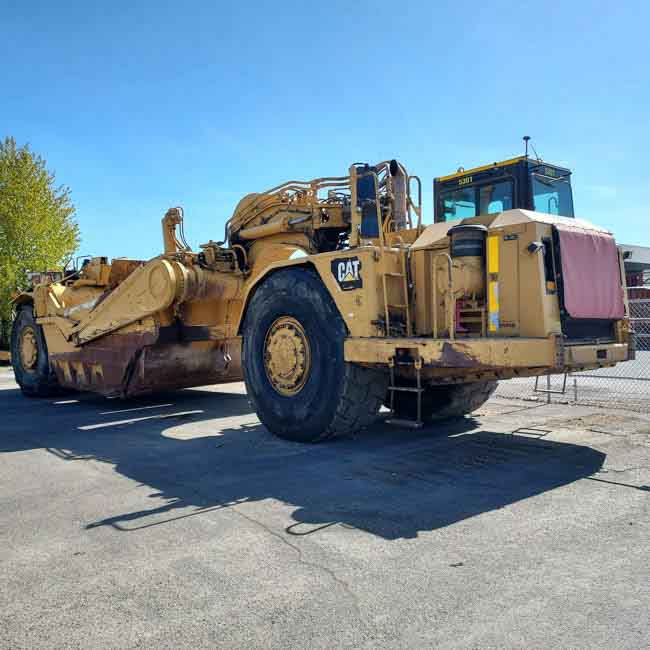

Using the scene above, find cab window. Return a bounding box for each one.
[441,187,476,221]
[479,180,513,215]
[531,172,574,217]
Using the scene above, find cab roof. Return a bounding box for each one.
[436,156,571,183]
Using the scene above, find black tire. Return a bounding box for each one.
[11,304,60,397]
[389,380,497,421]
[242,268,388,442]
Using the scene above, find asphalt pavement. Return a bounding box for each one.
[1,366,648,649]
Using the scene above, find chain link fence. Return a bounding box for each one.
[496,289,650,412]
[632,295,650,351]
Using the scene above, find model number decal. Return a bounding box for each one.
[331,257,362,291]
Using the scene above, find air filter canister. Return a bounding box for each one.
[448,224,488,258]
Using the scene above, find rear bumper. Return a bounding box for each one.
[344,336,629,372]
[564,342,629,366]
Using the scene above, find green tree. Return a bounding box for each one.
[0,137,79,346]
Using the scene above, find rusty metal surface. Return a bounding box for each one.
[50,330,158,396]
[436,341,480,368]
[108,259,145,289]
[50,324,243,396]
[344,336,556,368]
[126,340,242,396]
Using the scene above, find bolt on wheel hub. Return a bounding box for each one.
[19,327,38,370]
[263,316,311,396]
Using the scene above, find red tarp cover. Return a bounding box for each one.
[556,224,625,320]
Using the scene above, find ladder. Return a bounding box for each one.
[386,356,424,429]
[380,249,412,337]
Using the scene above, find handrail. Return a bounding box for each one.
[401,249,412,336]
[432,252,454,340]
[408,175,422,233]
[371,172,386,248]
[349,165,360,247]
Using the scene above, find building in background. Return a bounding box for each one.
[621,244,650,298]
[621,244,650,350]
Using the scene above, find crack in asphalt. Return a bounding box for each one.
[587,428,631,438]
[599,464,650,474]
[230,506,363,618]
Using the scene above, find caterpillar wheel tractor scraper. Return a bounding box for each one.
[11,155,634,442]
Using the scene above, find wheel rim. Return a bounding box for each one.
[19,327,38,370]
[263,316,312,396]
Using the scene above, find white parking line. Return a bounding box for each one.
[78,410,204,430]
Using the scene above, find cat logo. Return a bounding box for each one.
[331,257,362,291]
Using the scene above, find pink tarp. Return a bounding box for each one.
[556,224,625,320]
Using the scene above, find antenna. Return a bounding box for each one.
[523,135,542,161]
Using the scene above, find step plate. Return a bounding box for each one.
[386,417,424,429]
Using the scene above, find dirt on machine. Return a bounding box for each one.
[10,154,634,441]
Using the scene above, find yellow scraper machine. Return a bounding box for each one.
[11,144,633,441]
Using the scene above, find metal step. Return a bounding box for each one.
[388,354,424,428]
[387,386,424,393]
[386,418,424,429]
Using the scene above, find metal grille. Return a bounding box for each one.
[496,288,650,412]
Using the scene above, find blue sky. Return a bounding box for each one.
[2,0,649,258]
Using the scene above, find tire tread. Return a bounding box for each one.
[243,267,388,442]
[11,304,60,397]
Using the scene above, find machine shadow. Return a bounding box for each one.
[0,384,606,540]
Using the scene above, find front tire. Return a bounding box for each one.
[11,304,60,397]
[242,268,388,442]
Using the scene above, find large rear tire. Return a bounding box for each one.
[11,304,60,397]
[389,380,497,421]
[242,268,388,442]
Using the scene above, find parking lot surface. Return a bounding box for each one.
[1,366,649,649]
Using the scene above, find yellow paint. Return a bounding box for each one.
[19,156,630,408]
[436,156,526,182]
[488,283,499,311]
[488,236,500,274]
[344,336,557,368]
